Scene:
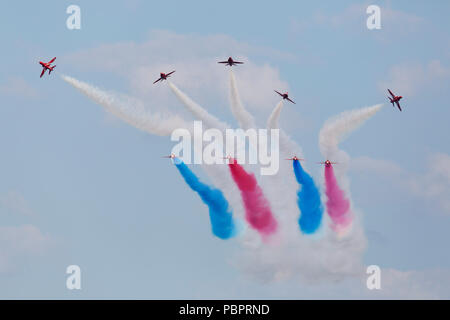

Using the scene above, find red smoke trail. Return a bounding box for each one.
[227,158,278,238]
[324,165,353,233]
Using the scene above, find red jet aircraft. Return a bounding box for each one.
[153,71,175,84]
[274,90,296,104]
[387,89,403,111]
[218,57,244,66]
[286,156,304,161]
[39,57,56,78]
[317,160,338,167]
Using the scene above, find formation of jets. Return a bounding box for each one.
[38,55,405,112]
[286,157,337,166]
[39,57,56,78]
[165,153,339,167]
[149,56,406,170]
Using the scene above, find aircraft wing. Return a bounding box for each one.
[395,101,402,111]
[153,78,162,84]
[166,71,175,76]
[287,97,296,104]
[218,61,228,64]
[387,89,395,98]
[274,90,283,96]
[233,61,243,64]
[40,68,45,78]
[48,57,56,64]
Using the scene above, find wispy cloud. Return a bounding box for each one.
[351,153,450,215]
[0,191,35,217]
[379,60,450,96]
[0,225,52,273]
[0,77,40,100]
[290,3,425,37]
[0,192,53,274]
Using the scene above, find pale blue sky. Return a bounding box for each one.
[0,0,449,298]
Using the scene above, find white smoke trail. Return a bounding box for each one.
[267,101,283,130]
[61,75,189,136]
[168,81,229,131]
[318,104,383,190]
[62,75,247,226]
[319,103,384,196]
[229,70,256,130]
[317,103,384,221]
[319,104,384,160]
[263,100,304,235]
[267,100,303,157]
[168,80,255,176]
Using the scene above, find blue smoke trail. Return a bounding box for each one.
[174,160,239,239]
[293,160,323,234]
